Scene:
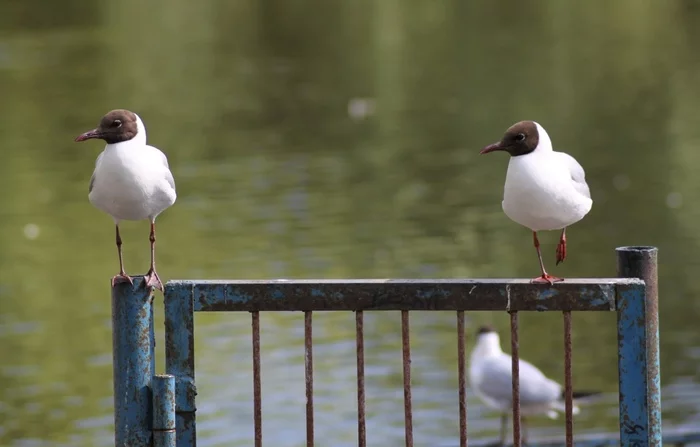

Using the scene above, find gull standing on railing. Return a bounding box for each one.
[75,109,176,291]
[479,121,592,284]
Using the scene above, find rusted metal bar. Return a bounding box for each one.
[457,311,467,447]
[616,279,651,446]
[356,311,366,447]
[401,310,414,447]
[164,283,197,446]
[252,311,262,447]
[112,278,154,447]
[305,311,314,447]
[174,279,633,312]
[563,311,573,447]
[153,374,176,447]
[510,311,521,447]
[617,246,661,446]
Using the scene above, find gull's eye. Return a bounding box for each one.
[515,133,525,142]
[111,120,122,128]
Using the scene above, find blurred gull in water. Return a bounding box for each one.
[469,325,599,444]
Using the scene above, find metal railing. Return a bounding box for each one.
[110,246,666,447]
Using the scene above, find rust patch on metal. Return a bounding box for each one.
[252,311,262,447]
[510,312,521,447]
[457,311,467,447]
[401,310,414,447]
[563,311,574,447]
[305,311,314,447]
[356,311,366,447]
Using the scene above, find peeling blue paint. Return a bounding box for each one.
[617,282,650,446]
[110,275,662,447]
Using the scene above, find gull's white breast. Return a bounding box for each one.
[89,143,176,222]
[502,151,592,232]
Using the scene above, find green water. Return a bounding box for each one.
[1,1,700,445]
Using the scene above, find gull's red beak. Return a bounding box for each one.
[75,129,101,142]
[479,142,504,154]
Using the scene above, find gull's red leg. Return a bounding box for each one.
[556,228,567,265]
[531,231,563,285]
[143,221,163,291]
[112,224,133,287]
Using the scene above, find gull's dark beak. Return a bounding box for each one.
[75,129,101,142]
[479,142,504,154]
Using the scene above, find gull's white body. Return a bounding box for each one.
[88,115,176,223]
[469,331,578,418]
[501,123,591,232]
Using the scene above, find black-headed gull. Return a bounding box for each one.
[470,326,599,444]
[480,121,592,284]
[75,109,176,291]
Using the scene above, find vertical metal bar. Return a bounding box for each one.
[563,311,573,447]
[112,278,154,447]
[164,283,196,447]
[401,310,414,447]
[617,246,661,446]
[510,311,521,447]
[252,312,262,447]
[305,311,314,447]
[616,280,651,446]
[457,311,467,447]
[153,374,177,447]
[356,311,366,447]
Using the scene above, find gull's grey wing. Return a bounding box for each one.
[89,152,104,193]
[476,356,561,407]
[150,145,176,192]
[556,152,590,199]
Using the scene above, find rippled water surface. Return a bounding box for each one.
[2,1,700,445]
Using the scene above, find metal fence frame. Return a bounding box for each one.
[110,246,665,447]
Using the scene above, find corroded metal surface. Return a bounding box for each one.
[457,311,467,447]
[617,246,661,447]
[401,310,413,447]
[305,311,314,447]
[356,311,366,447]
[563,311,573,447]
[112,277,154,447]
[510,312,521,447]
[153,374,176,447]
[616,281,650,446]
[156,276,654,447]
[252,312,262,447]
[162,279,640,313]
[164,283,197,447]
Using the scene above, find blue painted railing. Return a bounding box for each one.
[110,246,668,447]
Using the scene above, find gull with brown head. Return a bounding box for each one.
[480,121,592,284]
[75,109,176,291]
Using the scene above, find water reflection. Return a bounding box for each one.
[1,1,700,445]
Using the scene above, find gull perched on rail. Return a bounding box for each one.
[470,325,599,444]
[479,121,592,284]
[75,109,177,291]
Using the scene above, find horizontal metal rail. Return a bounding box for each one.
[164,278,640,312]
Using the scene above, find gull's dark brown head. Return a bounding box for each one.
[75,109,139,144]
[480,121,540,157]
[476,325,496,336]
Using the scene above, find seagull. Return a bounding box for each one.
[469,325,599,445]
[480,121,592,284]
[75,109,176,291]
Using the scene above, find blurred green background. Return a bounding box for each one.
[2,0,700,445]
